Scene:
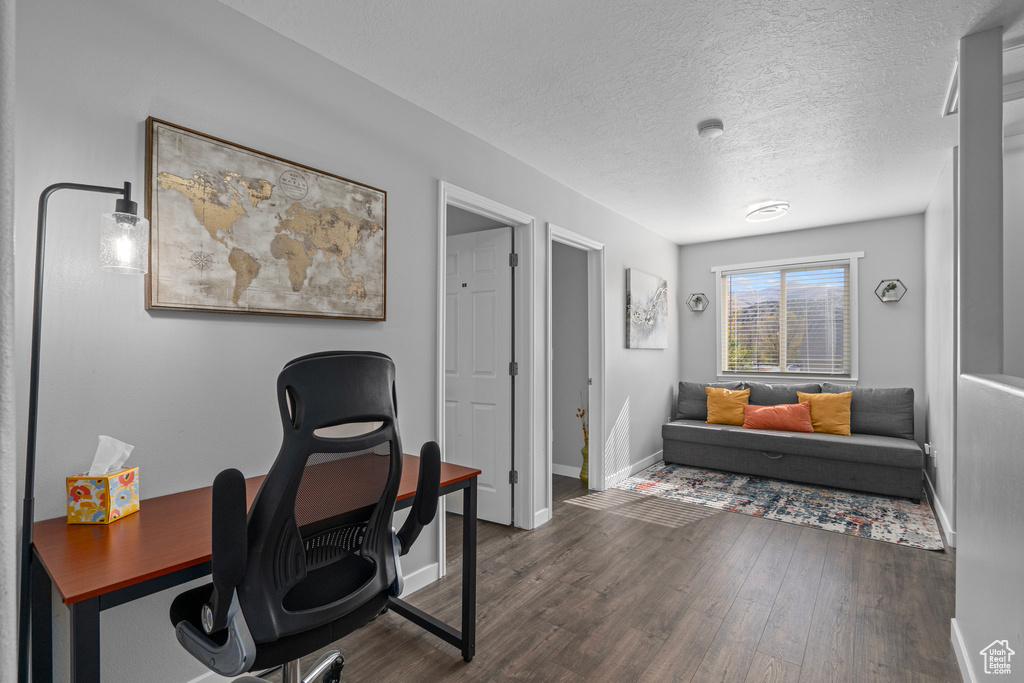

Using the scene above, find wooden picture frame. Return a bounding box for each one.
[145,117,386,320]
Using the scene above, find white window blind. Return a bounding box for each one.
[719,259,852,377]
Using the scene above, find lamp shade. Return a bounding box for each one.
[100,211,149,274]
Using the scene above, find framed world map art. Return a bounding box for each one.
[145,118,386,320]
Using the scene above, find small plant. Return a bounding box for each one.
[884,281,898,293]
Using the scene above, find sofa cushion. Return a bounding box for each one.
[676,381,744,420]
[662,419,923,469]
[821,383,915,440]
[706,387,750,426]
[798,391,852,436]
[742,402,814,433]
[746,381,821,406]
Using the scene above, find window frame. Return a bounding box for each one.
[711,251,863,383]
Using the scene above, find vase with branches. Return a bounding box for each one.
[576,389,589,485]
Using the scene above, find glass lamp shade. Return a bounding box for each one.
[99,211,149,274]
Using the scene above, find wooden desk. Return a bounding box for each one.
[30,454,480,683]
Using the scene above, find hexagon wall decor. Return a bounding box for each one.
[686,292,709,312]
[875,279,907,303]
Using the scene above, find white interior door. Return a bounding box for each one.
[445,227,514,524]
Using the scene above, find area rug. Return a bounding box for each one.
[614,462,943,550]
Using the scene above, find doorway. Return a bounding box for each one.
[546,224,606,516]
[444,208,514,524]
[550,242,589,485]
[437,182,537,553]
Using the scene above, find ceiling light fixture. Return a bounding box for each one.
[745,201,790,222]
[697,119,724,139]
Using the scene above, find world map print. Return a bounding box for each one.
[146,119,386,320]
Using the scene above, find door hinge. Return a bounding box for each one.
[509,361,518,376]
[509,470,518,485]
[509,252,519,267]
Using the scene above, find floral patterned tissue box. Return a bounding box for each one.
[66,467,140,524]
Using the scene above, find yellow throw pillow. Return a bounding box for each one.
[796,391,852,436]
[705,387,750,426]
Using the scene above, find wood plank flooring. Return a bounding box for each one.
[268,475,959,682]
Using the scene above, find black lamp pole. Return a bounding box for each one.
[17,181,140,683]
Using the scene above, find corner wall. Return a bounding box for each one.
[954,375,1024,681]
[0,0,18,677]
[1004,133,1024,376]
[13,0,680,680]
[924,149,958,542]
[677,215,927,442]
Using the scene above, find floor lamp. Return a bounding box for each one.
[17,181,149,683]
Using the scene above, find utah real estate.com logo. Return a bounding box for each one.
[980,639,1015,675]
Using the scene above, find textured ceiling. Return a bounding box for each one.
[217,1,1024,244]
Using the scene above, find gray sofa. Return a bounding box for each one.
[662,381,924,500]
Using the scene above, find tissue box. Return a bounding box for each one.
[66,467,140,524]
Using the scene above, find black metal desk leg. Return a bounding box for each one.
[461,478,477,662]
[70,597,100,683]
[30,551,53,683]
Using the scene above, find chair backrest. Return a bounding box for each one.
[236,351,403,644]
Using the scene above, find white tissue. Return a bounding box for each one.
[87,435,134,477]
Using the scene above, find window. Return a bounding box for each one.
[712,253,862,379]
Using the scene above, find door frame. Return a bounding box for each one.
[546,224,606,506]
[437,182,537,576]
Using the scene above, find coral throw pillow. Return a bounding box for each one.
[742,402,814,433]
[796,391,852,436]
[705,387,750,426]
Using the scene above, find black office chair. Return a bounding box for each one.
[169,351,441,682]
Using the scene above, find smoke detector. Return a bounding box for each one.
[697,119,724,139]
[745,201,790,222]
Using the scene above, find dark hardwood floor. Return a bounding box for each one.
[272,475,959,682]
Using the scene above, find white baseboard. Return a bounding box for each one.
[924,470,957,548]
[951,618,976,683]
[629,450,663,476]
[401,561,440,596]
[533,507,551,527]
[551,463,581,478]
[605,450,663,488]
[187,671,247,682]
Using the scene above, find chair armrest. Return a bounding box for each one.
[396,441,441,555]
[206,468,248,633]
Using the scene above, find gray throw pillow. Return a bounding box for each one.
[746,381,822,406]
[821,382,915,440]
[676,381,744,420]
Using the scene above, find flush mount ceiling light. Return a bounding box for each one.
[697,119,724,139]
[745,201,790,222]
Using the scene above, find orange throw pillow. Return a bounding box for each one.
[705,387,750,426]
[742,402,814,433]
[796,391,852,436]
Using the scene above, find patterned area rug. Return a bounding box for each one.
[614,462,943,550]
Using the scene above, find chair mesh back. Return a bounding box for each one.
[235,351,405,645]
[293,441,393,570]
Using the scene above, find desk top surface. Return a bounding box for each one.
[33,454,479,605]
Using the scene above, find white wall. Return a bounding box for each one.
[678,215,927,443]
[14,0,680,680]
[551,242,588,473]
[445,205,506,236]
[953,375,1024,681]
[1,0,18,677]
[1004,134,1024,376]
[924,149,958,542]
